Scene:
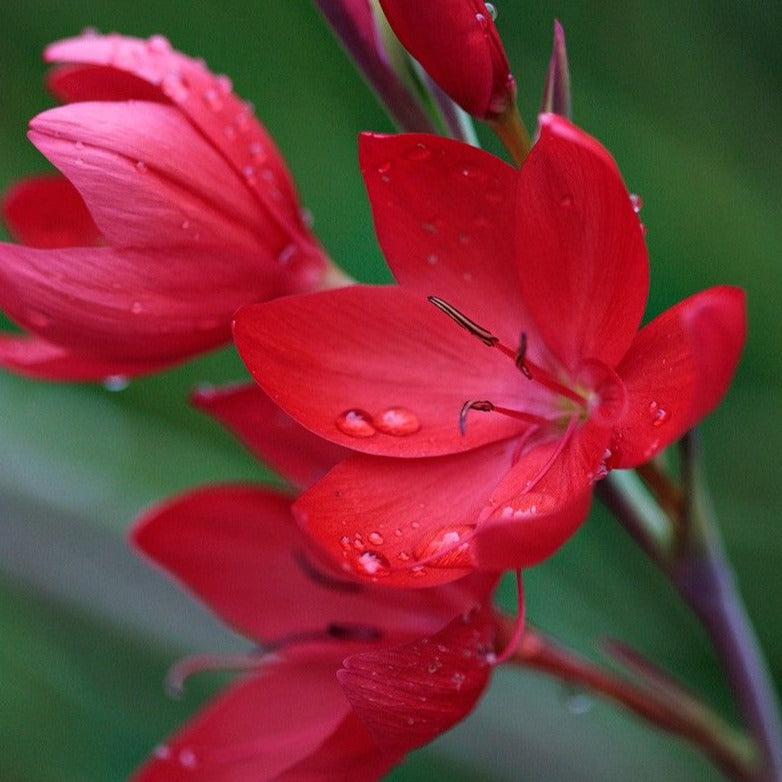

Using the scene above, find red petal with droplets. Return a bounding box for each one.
[0,244,283,362]
[338,605,495,753]
[234,285,531,457]
[515,115,649,371]
[192,383,351,490]
[1,175,100,248]
[378,0,515,118]
[473,420,606,568]
[293,441,517,587]
[613,286,746,468]
[132,484,490,643]
[359,132,544,349]
[131,660,354,782]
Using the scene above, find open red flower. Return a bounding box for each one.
[378,0,516,119]
[0,32,338,381]
[130,389,501,780]
[233,114,746,586]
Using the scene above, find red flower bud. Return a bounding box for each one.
[378,0,516,119]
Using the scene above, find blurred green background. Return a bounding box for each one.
[0,2,779,780]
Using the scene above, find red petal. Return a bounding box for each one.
[338,606,495,753]
[192,383,351,489]
[275,711,401,782]
[378,0,514,118]
[613,286,746,468]
[29,101,275,254]
[234,285,530,458]
[0,333,167,381]
[131,660,352,781]
[1,175,100,248]
[48,62,166,103]
[0,243,284,362]
[293,441,518,587]
[515,115,649,371]
[360,132,543,349]
[131,484,490,643]
[44,35,307,235]
[474,420,606,568]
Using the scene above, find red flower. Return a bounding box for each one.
[378,0,516,119]
[0,33,337,381]
[130,387,501,780]
[233,114,746,587]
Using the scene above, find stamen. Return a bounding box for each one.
[428,296,498,347]
[515,331,533,378]
[459,398,555,435]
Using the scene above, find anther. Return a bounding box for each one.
[459,399,495,435]
[515,331,533,378]
[428,296,498,347]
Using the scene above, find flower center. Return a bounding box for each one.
[428,295,592,434]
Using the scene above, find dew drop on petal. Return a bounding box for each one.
[377,161,392,174]
[630,193,644,213]
[373,407,421,436]
[216,73,233,94]
[178,747,198,769]
[336,409,376,437]
[356,550,391,577]
[485,2,498,21]
[147,34,171,54]
[452,671,467,690]
[413,525,475,567]
[203,87,223,111]
[153,744,172,760]
[276,243,298,266]
[367,531,384,546]
[648,401,669,426]
[135,160,148,173]
[426,254,438,266]
[407,142,431,161]
[130,301,143,314]
[564,690,593,715]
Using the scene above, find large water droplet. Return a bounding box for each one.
[413,525,475,567]
[367,531,384,546]
[485,2,498,21]
[335,409,376,437]
[373,407,421,436]
[356,550,391,577]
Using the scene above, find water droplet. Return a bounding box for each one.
[74,140,84,151]
[300,206,314,229]
[452,671,467,690]
[242,164,257,185]
[203,87,223,111]
[336,409,376,437]
[427,660,442,674]
[421,221,438,234]
[135,160,148,173]
[397,551,410,561]
[153,744,172,760]
[130,301,143,314]
[161,71,190,102]
[178,747,198,768]
[463,272,474,282]
[377,161,392,174]
[367,531,384,546]
[560,194,573,207]
[373,407,421,436]
[648,401,669,426]
[103,375,130,392]
[248,141,266,162]
[356,550,391,577]
[181,219,191,230]
[564,690,593,715]
[475,12,487,26]
[630,193,643,213]
[216,74,233,94]
[458,232,470,245]
[407,142,431,161]
[413,525,475,567]
[147,34,171,54]
[223,124,236,141]
[426,254,438,266]
[485,2,498,20]
[276,243,298,266]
